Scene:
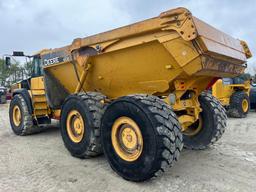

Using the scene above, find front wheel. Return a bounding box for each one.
[101,94,183,182]
[183,92,227,150]
[9,94,39,135]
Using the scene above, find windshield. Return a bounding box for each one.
[32,56,44,77]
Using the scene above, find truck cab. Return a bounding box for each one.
[7,52,52,130]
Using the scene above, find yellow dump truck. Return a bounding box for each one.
[8,8,252,181]
[212,74,251,118]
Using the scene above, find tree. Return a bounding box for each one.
[0,58,30,87]
[24,61,33,77]
[0,58,9,86]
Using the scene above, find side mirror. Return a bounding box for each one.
[5,57,11,67]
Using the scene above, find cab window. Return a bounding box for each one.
[32,56,43,77]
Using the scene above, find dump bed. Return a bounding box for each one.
[41,7,252,102]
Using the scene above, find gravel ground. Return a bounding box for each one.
[0,101,256,192]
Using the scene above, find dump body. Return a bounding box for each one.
[35,7,251,128]
[41,8,250,102]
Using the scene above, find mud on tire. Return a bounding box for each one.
[101,94,183,182]
[183,92,227,150]
[60,92,106,158]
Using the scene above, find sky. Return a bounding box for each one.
[0,0,255,70]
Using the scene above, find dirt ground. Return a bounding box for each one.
[0,101,255,192]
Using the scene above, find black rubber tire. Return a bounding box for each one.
[9,94,39,135]
[60,92,106,158]
[228,91,250,118]
[183,92,227,150]
[101,94,183,182]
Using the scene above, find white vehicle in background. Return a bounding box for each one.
[0,87,7,104]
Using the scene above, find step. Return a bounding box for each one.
[31,90,46,96]
[33,97,47,103]
[33,102,48,109]
[34,109,48,116]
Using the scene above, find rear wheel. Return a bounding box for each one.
[228,91,250,118]
[60,92,106,158]
[183,92,227,150]
[101,94,183,182]
[9,94,40,135]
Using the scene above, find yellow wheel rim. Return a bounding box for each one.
[13,105,22,126]
[111,117,143,162]
[242,99,249,112]
[183,115,203,137]
[66,110,85,143]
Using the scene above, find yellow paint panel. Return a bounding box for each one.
[46,41,183,98]
[163,37,200,68]
[31,77,45,90]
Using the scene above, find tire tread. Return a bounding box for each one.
[184,92,227,150]
[123,94,183,179]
